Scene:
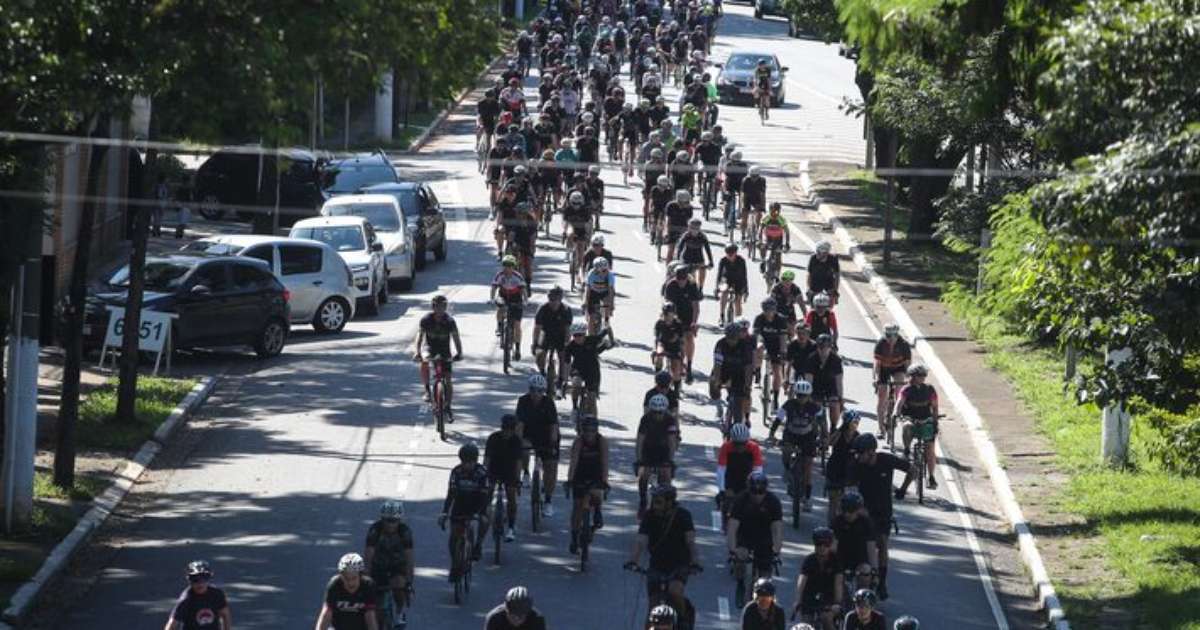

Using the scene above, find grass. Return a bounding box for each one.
[33,471,108,503]
[77,376,197,453]
[0,557,41,583]
[944,284,1200,630]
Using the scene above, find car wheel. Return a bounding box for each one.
[198,193,224,221]
[254,318,288,358]
[414,240,428,270]
[433,238,447,261]
[754,6,763,19]
[378,271,389,304]
[313,297,350,333]
[360,287,381,317]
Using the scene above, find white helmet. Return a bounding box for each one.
[748,165,761,177]
[571,322,588,335]
[656,174,670,186]
[675,190,692,204]
[592,257,610,271]
[731,150,743,160]
[883,324,900,337]
[569,191,585,206]
[338,553,366,574]
[582,112,595,123]
[591,234,606,246]
[730,423,750,443]
[814,292,832,307]
[649,394,670,413]
[528,373,548,391]
[792,380,813,396]
[380,499,405,520]
[815,240,832,253]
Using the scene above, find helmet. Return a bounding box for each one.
[591,234,606,246]
[884,324,901,336]
[815,240,832,253]
[570,322,588,335]
[688,218,702,228]
[842,409,861,424]
[701,131,713,141]
[841,491,864,513]
[761,297,777,310]
[661,302,676,313]
[431,294,448,306]
[655,370,672,386]
[514,165,527,175]
[548,285,564,299]
[580,415,599,430]
[569,191,586,206]
[186,560,212,577]
[528,373,547,392]
[724,322,740,336]
[337,552,366,574]
[640,98,651,108]
[674,190,691,204]
[501,413,518,429]
[458,442,480,461]
[792,380,813,396]
[683,102,695,111]
[623,102,634,111]
[851,433,879,453]
[853,589,878,609]
[907,364,928,377]
[542,149,554,159]
[660,119,672,127]
[748,165,760,177]
[748,471,768,492]
[651,148,665,160]
[505,586,533,615]
[675,150,689,161]
[725,244,739,254]
[582,112,595,123]
[753,577,776,596]
[649,394,670,413]
[502,254,518,267]
[731,150,743,160]
[736,318,751,330]
[379,499,405,520]
[673,262,690,277]
[812,526,835,546]
[656,174,670,186]
[509,78,520,86]
[592,257,610,270]
[730,423,750,443]
[589,164,601,176]
[894,616,921,630]
[790,626,816,630]
[648,604,677,624]
[650,484,677,501]
[780,270,795,281]
[813,293,832,308]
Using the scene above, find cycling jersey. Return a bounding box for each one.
[582,247,614,271]
[585,269,616,294]
[753,313,788,356]
[832,511,874,570]
[419,313,459,356]
[754,65,772,90]
[798,552,842,614]
[643,385,680,412]
[808,253,840,292]
[848,452,909,521]
[805,309,838,339]
[776,399,824,437]
[787,338,817,375]
[534,302,573,349]
[740,601,786,630]
[716,440,764,492]
[662,278,703,325]
[637,413,678,465]
[802,350,843,398]
[365,519,414,576]
[742,175,767,206]
[898,383,938,420]
[639,506,696,572]
[565,332,611,388]
[573,435,605,488]
[485,430,525,485]
[842,610,887,630]
[695,141,721,166]
[675,230,711,264]
[500,88,526,114]
[484,603,548,630]
[718,255,748,293]
[492,270,527,302]
[324,574,377,629]
[478,97,501,128]
[516,392,559,451]
[443,463,491,518]
[730,491,782,552]
[760,215,788,242]
[680,109,702,131]
[723,160,747,192]
[713,336,753,369]
[655,317,686,354]
[664,200,693,228]
[873,337,912,370]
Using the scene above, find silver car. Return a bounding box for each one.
[180,235,357,333]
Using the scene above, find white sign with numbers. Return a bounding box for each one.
[100,307,177,375]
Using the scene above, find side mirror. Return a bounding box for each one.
[190,284,212,295]
[781,66,790,72]
[713,62,724,68]
[371,242,384,252]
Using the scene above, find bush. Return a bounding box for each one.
[934,178,1033,253]
[1138,401,1200,476]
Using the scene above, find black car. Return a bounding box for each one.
[193,146,324,226]
[358,182,448,269]
[320,151,401,199]
[82,256,290,358]
[714,52,789,106]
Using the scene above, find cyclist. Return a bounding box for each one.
[484,586,547,630]
[895,364,940,489]
[485,415,525,542]
[554,138,578,189]
[711,321,755,423]
[753,298,789,412]
[562,190,592,265]
[695,132,722,203]
[894,616,921,630]
[741,578,786,630]
[487,137,511,207]
[516,375,561,518]
[649,96,671,128]
[583,257,616,335]
[770,380,823,510]
[873,324,911,439]
[439,443,492,566]
[533,149,560,215]
[533,286,574,390]
[843,589,886,630]
[715,244,748,324]
[804,294,838,345]
[500,78,528,124]
[792,528,843,630]
[680,103,703,145]
[670,150,696,198]
[625,484,701,627]
[785,324,816,389]
[740,166,767,240]
[414,295,464,404]
[758,202,790,271]
[801,333,843,441]
[654,303,687,385]
[662,262,704,383]
[567,414,610,553]
[317,553,377,630]
[637,394,680,514]
[478,89,502,153]
[564,321,613,415]
[807,241,840,307]
[825,410,861,525]
[583,237,615,277]
[716,423,764,519]
[583,164,606,228]
[664,190,694,263]
[491,255,528,360]
[167,561,231,630]
[832,491,875,574]
[648,171,673,239]
[364,500,414,627]
[752,59,772,118]
[509,201,539,287]
[848,433,911,600]
[727,472,783,583]
[644,369,682,419]
[771,269,805,335]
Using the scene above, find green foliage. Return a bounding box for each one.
[781,0,844,42]
[77,377,197,452]
[934,178,1031,253]
[1137,400,1200,477]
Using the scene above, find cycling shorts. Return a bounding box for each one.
[877,366,907,385]
[586,290,612,310]
[659,342,683,360]
[782,430,818,458]
[680,248,706,265]
[640,444,674,467]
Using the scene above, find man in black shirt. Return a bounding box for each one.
[663,189,694,263]
[317,553,377,630]
[662,264,704,382]
[716,244,748,324]
[808,240,841,305]
[564,322,613,411]
[741,578,786,630]
[485,586,548,630]
[637,394,680,513]
[727,472,783,580]
[740,165,767,235]
[848,433,911,600]
[792,528,843,628]
[533,286,573,391]
[843,589,887,630]
[786,325,817,386]
[626,485,700,623]
[486,415,526,542]
[802,334,843,439]
[643,369,681,418]
[832,491,875,572]
[752,298,789,411]
[577,125,601,163]
[167,560,231,630]
[648,171,672,235]
[516,375,561,517]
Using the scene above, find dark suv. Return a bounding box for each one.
[358,182,448,269]
[192,146,324,227]
[320,150,401,199]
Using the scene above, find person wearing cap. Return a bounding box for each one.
[167,560,231,630]
[807,240,840,307]
[317,553,378,630]
[364,500,414,626]
[533,286,574,390]
[873,324,912,438]
[792,528,844,628]
[662,261,704,383]
[567,413,610,553]
[485,586,547,630]
[564,321,613,416]
[716,244,749,324]
[896,364,940,489]
[847,433,911,600]
[801,333,843,440]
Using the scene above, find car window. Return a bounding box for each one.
[110,261,193,291]
[233,263,275,290]
[727,55,776,71]
[320,164,396,193]
[279,244,324,275]
[325,202,402,231]
[394,190,421,220]
[191,263,232,292]
[291,226,366,252]
[242,245,274,266]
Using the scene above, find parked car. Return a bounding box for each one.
[82,256,290,358]
[180,235,357,333]
[356,182,448,270]
[192,146,324,226]
[319,194,417,289]
[320,150,400,200]
[290,216,389,315]
[714,52,789,106]
[754,0,785,19]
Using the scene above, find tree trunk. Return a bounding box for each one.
[116,149,156,422]
[55,128,110,489]
[854,67,891,170]
[906,138,966,238]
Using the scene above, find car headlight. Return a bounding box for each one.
[350,264,369,272]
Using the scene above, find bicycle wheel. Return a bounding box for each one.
[546,356,558,400]
[915,449,926,504]
[502,316,512,374]
[885,390,897,450]
[531,467,543,532]
[580,506,592,571]
[760,372,772,429]
[453,537,466,604]
[434,381,446,440]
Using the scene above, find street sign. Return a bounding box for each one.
[99,307,177,375]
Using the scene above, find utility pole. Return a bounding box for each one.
[3,211,42,532]
[882,131,897,268]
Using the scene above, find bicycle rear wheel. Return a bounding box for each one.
[760,371,772,429]
[915,449,926,504]
[502,316,512,374]
[531,467,543,532]
[434,381,446,440]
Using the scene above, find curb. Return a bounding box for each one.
[406,57,503,154]
[795,161,1070,630]
[1,375,220,625]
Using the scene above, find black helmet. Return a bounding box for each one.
[458,443,480,462]
[853,588,878,608]
[753,577,776,596]
[648,603,677,624]
[725,243,738,254]
[812,526,834,546]
[840,491,864,513]
[655,370,672,386]
[501,414,518,429]
[580,415,600,430]
[748,471,768,492]
[505,585,533,615]
[186,560,212,577]
[548,285,565,299]
[650,484,677,502]
[851,433,878,453]
[894,616,920,630]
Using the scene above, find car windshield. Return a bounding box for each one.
[325,203,401,231]
[321,165,395,193]
[108,261,192,291]
[292,226,365,252]
[727,55,775,71]
[178,241,244,256]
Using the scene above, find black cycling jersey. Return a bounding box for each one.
[516,392,558,450]
[639,506,696,571]
[808,253,841,292]
[419,313,459,356]
[643,385,680,411]
[324,574,377,630]
[696,141,721,166]
[723,160,747,192]
[778,398,824,437]
[655,317,686,351]
[485,430,525,485]
[799,552,843,612]
[842,610,887,630]
[713,336,753,369]
[741,601,786,630]
[649,183,673,212]
[717,255,748,292]
[443,463,491,517]
[662,279,703,325]
[664,200,693,228]
[534,302,573,348]
[849,452,910,520]
[484,603,548,630]
[803,350,843,397]
[742,175,767,206]
[832,511,875,570]
[730,491,783,551]
[564,332,611,382]
[675,230,711,263]
[573,435,605,486]
[753,313,788,354]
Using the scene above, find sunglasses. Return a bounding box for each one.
[188,574,211,583]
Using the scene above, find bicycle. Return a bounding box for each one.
[722,192,738,242]
[762,243,784,286]
[496,300,522,374]
[377,584,413,630]
[880,379,899,450]
[530,454,544,533]
[623,564,702,630]
[909,415,941,505]
[699,171,715,221]
[719,383,747,438]
[576,482,605,572]
[731,550,779,609]
[718,286,738,326]
[430,355,458,441]
[754,87,770,124]
[444,515,480,605]
[759,364,775,429]
[491,484,507,564]
[476,128,491,174]
[542,346,562,400]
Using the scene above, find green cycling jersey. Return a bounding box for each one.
[681,110,702,131]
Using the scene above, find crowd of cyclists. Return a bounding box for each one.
[165,1,947,629]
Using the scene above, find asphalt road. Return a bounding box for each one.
[45,5,1030,630]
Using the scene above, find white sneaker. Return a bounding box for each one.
[542,503,554,518]
[504,527,515,542]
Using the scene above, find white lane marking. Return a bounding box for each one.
[794,160,1010,629]
[632,229,646,243]
[717,596,731,621]
[402,461,414,473]
[706,445,716,460]
[408,439,420,449]
[397,479,409,496]
[711,510,722,532]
